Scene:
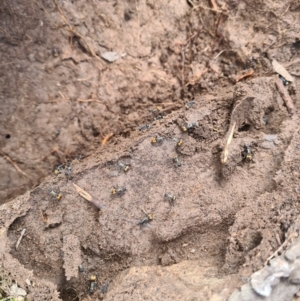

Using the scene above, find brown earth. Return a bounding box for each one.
[1,0,300,300]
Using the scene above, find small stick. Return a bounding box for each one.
[210,0,219,11]
[102,133,114,146]
[0,152,30,179]
[40,210,47,223]
[235,68,254,82]
[221,122,236,164]
[16,228,26,250]
[193,4,223,13]
[265,232,298,265]
[77,98,101,103]
[275,77,295,115]
[181,48,185,87]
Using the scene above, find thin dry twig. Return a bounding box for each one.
[53,0,102,62]
[210,0,219,11]
[16,228,26,250]
[181,48,185,87]
[102,133,114,146]
[235,68,254,83]
[221,122,236,164]
[40,210,47,223]
[275,77,295,115]
[265,231,298,265]
[0,151,31,179]
[193,4,223,13]
[77,98,101,103]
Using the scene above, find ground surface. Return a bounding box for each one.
[1,0,300,300]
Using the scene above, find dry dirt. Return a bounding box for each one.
[1,0,300,300]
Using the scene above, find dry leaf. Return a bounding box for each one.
[73,183,93,202]
[272,59,294,82]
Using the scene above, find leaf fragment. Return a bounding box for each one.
[73,183,93,201]
[272,59,293,82]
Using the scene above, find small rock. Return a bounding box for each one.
[240,283,259,301]
[78,265,84,273]
[289,268,300,284]
[25,279,31,286]
[28,53,35,62]
[228,289,242,301]
[182,243,188,247]
[250,257,290,297]
[190,248,196,253]
[285,242,300,261]
[264,134,278,142]
[9,284,27,297]
[261,141,275,149]
[268,279,300,301]
[108,171,119,177]
[209,293,223,301]
[101,51,119,62]
[102,283,109,294]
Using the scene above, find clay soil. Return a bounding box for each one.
[1,0,300,300]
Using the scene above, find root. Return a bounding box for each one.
[0,151,31,179]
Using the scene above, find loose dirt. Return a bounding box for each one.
[1,0,300,300]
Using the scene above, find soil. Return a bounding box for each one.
[1,0,300,300]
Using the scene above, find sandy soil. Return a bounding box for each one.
[1,0,300,300]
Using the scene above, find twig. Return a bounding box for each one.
[40,210,47,223]
[0,151,31,179]
[221,122,236,164]
[235,68,254,82]
[53,0,102,62]
[16,228,26,250]
[77,98,101,103]
[214,50,226,60]
[187,0,196,7]
[281,4,290,16]
[275,77,295,115]
[102,133,114,146]
[210,0,219,11]
[265,232,298,265]
[181,48,185,87]
[193,4,223,13]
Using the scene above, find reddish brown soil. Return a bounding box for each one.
[1,0,300,300]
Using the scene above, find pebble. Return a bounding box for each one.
[101,51,119,62]
[240,283,260,301]
[250,257,290,297]
[261,141,275,149]
[190,248,195,253]
[285,242,300,261]
[228,239,300,301]
[264,134,278,142]
[227,289,241,301]
[289,268,300,284]
[268,279,300,301]
[102,283,109,294]
[9,284,27,297]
